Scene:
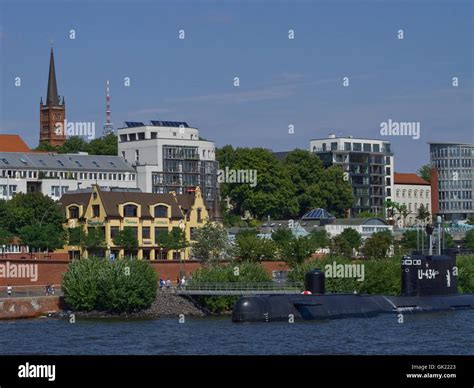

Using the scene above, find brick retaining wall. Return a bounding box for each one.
[0,296,61,320]
[0,259,290,287]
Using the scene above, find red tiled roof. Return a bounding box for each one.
[394,172,430,185]
[0,134,31,152]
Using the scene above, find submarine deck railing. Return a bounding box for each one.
[163,282,304,295]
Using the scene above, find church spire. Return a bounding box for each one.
[46,47,60,106]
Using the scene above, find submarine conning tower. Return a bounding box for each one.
[401,221,458,297]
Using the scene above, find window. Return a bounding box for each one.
[135,150,139,162]
[138,132,145,140]
[120,134,127,142]
[197,208,202,223]
[124,204,138,217]
[129,133,136,141]
[110,226,119,239]
[330,142,337,151]
[322,143,327,151]
[344,142,351,151]
[151,132,157,139]
[353,143,362,151]
[414,190,418,198]
[142,227,150,239]
[396,189,400,197]
[92,205,100,217]
[408,190,412,198]
[154,205,168,218]
[155,227,168,243]
[402,190,406,198]
[363,143,371,152]
[69,206,79,219]
[373,144,380,152]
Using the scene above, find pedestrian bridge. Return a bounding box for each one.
[162,282,304,296]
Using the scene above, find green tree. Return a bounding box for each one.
[281,236,314,267]
[19,223,65,254]
[463,229,474,250]
[416,204,431,224]
[443,232,455,248]
[217,147,298,219]
[192,222,233,262]
[418,165,431,183]
[113,227,139,257]
[60,136,89,154]
[400,230,418,252]
[87,133,118,155]
[235,231,276,262]
[84,227,106,256]
[362,231,393,260]
[271,228,294,248]
[97,258,157,312]
[282,150,353,218]
[2,192,64,235]
[191,261,271,313]
[62,257,157,313]
[68,227,85,246]
[339,228,362,252]
[0,227,13,250]
[331,234,353,258]
[309,229,330,249]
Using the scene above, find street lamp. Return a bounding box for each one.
[178,220,186,278]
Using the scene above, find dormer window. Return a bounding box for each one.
[154,205,168,218]
[124,204,138,217]
[69,206,80,219]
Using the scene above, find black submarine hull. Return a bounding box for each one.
[232,293,474,322]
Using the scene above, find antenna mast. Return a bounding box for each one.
[103,80,114,135]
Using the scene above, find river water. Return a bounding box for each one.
[1,310,473,355]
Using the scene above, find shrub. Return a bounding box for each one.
[62,258,157,313]
[62,258,106,311]
[457,255,474,293]
[288,256,400,295]
[191,261,271,313]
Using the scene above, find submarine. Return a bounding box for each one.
[232,224,474,323]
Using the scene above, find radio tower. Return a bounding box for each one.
[103,80,114,135]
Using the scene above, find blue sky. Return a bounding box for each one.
[0,0,472,171]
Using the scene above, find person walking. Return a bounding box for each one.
[166,278,171,289]
[159,278,164,290]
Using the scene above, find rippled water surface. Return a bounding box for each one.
[1,310,473,355]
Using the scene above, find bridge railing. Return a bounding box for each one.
[0,284,62,298]
[165,281,304,293]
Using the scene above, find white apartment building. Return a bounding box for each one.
[393,172,431,226]
[0,152,137,201]
[118,120,218,210]
[310,134,395,216]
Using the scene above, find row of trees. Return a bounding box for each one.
[384,199,431,226]
[216,147,353,220]
[69,226,188,258]
[190,222,467,267]
[35,133,117,155]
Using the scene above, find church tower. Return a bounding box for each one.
[40,47,66,147]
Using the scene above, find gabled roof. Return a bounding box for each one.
[0,135,31,152]
[394,172,430,186]
[61,188,185,219]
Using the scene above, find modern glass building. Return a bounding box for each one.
[429,142,474,221]
[310,135,394,216]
